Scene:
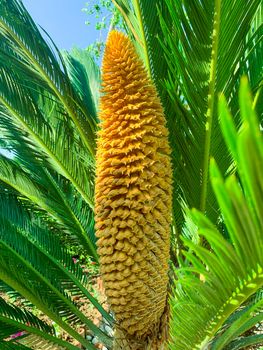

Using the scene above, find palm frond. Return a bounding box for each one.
[113,1,263,231]
[160,0,263,228]
[0,296,79,350]
[0,342,31,350]
[62,48,101,117]
[0,61,95,209]
[0,155,97,258]
[169,78,263,349]
[223,334,263,350]
[210,299,263,349]
[0,0,96,158]
[0,282,27,307]
[0,193,112,349]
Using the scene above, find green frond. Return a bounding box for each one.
[223,334,263,350]
[210,299,263,349]
[0,0,96,158]
[169,79,263,349]
[0,301,51,340]
[62,48,100,117]
[0,155,97,258]
[0,62,95,209]
[0,193,112,349]
[113,1,263,232]
[0,296,79,350]
[160,0,262,227]
[0,282,26,307]
[0,342,31,350]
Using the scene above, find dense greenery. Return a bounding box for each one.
[0,0,262,349]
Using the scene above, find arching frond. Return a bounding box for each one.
[0,0,96,157]
[62,48,101,118]
[0,296,79,350]
[114,1,263,230]
[0,193,112,349]
[0,62,95,209]
[0,155,97,258]
[161,0,263,227]
[169,79,263,349]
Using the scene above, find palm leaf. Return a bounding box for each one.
[0,193,112,349]
[160,0,263,227]
[0,282,27,307]
[115,1,263,230]
[0,297,80,350]
[0,0,96,158]
[0,192,110,322]
[0,342,31,350]
[62,48,101,117]
[169,79,263,349]
[223,334,263,350]
[0,60,95,209]
[0,155,97,258]
[210,299,263,349]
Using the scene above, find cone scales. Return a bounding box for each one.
[95,31,172,347]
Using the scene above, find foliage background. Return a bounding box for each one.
[0,0,262,349]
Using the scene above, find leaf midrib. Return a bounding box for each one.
[200,0,222,213]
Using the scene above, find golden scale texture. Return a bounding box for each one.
[95,31,172,340]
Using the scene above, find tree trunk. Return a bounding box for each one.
[113,305,169,350]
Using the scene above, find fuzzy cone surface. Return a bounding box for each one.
[95,31,172,343]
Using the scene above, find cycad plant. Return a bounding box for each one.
[0,0,262,349]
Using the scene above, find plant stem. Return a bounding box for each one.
[200,0,222,213]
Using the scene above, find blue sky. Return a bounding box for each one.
[22,0,100,50]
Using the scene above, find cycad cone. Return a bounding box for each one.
[95,31,172,349]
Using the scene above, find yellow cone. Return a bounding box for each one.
[95,30,172,343]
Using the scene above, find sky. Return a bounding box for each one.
[22,0,100,50]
